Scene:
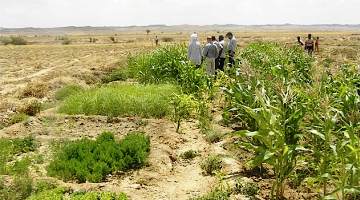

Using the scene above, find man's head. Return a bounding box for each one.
[308,34,312,39]
[207,36,212,43]
[226,32,233,39]
[211,36,216,41]
[219,35,224,41]
[317,37,319,40]
[297,36,301,41]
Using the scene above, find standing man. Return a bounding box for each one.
[315,36,320,53]
[218,35,226,71]
[188,33,202,67]
[155,36,159,46]
[305,34,315,56]
[203,36,219,76]
[212,36,223,71]
[226,32,237,67]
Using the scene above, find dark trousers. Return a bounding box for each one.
[216,58,225,71]
[228,51,235,67]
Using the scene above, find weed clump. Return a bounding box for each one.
[20,100,41,116]
[234,179,259,197]
[21,82,48,99]
[180,150,198,160]
[201,155,223,176]
[58,84,178,118]
[191,187,230,200]
[47,132,150,183]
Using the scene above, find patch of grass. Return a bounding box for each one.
[71,191,128,200]
[27,188,128,200]
[204,130,223,143]
[201,155,223,176]
[47,132,150,183]
[0,176,33,200]
[234,179,259,197]
[0,136,37,175]
[55,85,84,101]
[58,84,178,118]
[9,113,29,125]
[180,150,198,160]
[20,100,41,116]
[191,187,230,200]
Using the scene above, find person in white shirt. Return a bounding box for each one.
[188,33,202,67]
[212,36,223,72]
[226,32,237,67]
[218,35,226,71]
[203,36,219,76]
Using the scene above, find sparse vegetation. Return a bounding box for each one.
[47,132,150,183]
[201,155,223,176]
[181,150,198,160]
[21,82,49,99]
[0,36,27,45]
[9,113,29,125]
[20,100,41,116]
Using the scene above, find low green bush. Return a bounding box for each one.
[58,84,178,118]
[55,85,84,100]
[191,187,230,200]
[201,155,223,176]
[71,191,128,200]
[180,150,198,160]
[47,132,150,183]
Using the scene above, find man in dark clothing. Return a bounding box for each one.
[305,34,315,56]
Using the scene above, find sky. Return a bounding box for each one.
[0,0,359,28]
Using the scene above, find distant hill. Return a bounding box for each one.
[1,24,360,35]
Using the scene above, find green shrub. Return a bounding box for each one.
[27,187,65,200]
[234,179,259,197]
[55,85,84,100]
[58,84,178,118]
[47,132,150,183]
[201,155,223,176]
[9,113,29,125]
[71,191,128,200]
[180,150,198,160]
[170,94,197,132]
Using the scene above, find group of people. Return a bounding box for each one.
[188,32,237,76]
[297,34,320,55]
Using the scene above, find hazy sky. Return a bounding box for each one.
[0,0,359,28]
